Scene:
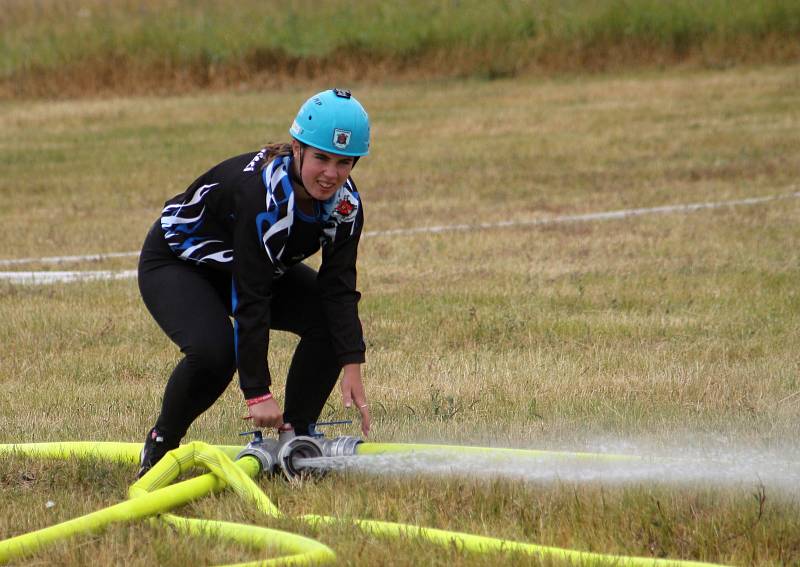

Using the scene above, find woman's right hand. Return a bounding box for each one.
[247,397,284,429]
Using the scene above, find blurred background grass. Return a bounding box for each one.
[2,1,800,564]
[2,0,800,97]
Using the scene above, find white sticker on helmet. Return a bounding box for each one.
[290,120,303,136]
[333,129,351,150]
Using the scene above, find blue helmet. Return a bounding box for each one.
[289,88,370,157]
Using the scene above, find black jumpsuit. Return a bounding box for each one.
[138,150,365,442]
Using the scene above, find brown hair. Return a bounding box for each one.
[259,142,293,170]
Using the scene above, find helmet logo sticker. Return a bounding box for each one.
[333,129,351,150]
[290,120,303,136]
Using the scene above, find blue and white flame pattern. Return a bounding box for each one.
[256,157,295,275]
[160,154,360,271]
[161,182,235,264]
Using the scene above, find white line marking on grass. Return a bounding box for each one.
[1,190,797,284]
[0,251,139,267]
[0,270,138,285]
[368,190,800,237]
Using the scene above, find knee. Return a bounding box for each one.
[303,319,330,340]
[296,302,330,341]
[183,340,235,377]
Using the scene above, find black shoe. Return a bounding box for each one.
[136,427,179,479]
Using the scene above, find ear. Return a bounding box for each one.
[291,139,302,160]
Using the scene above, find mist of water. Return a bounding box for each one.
[296,440,800,496]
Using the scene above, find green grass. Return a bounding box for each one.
[2,0,800,97]
[1,65,800,564]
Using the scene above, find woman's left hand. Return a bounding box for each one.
[340,363,370,437]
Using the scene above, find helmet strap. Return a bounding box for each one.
[291,144,306,188]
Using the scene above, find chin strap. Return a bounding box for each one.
[291,145,306,188]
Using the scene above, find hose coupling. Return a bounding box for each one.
[276,436,324,480]
[236,444,275,474]
[236,430,278,474]
[319,435,363,458]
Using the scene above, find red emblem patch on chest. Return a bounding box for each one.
[335,199,355,217]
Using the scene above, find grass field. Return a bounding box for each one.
[1,64,800,565]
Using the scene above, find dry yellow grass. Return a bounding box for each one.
[1,65,799,565]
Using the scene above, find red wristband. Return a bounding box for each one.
[245,393,273,407]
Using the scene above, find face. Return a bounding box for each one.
[292,140,355,201]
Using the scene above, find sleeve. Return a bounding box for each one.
[317,199,366,366]
[231,183,275,399]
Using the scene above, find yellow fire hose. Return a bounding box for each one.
[0,441,333,565]
[0,441,730,566]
